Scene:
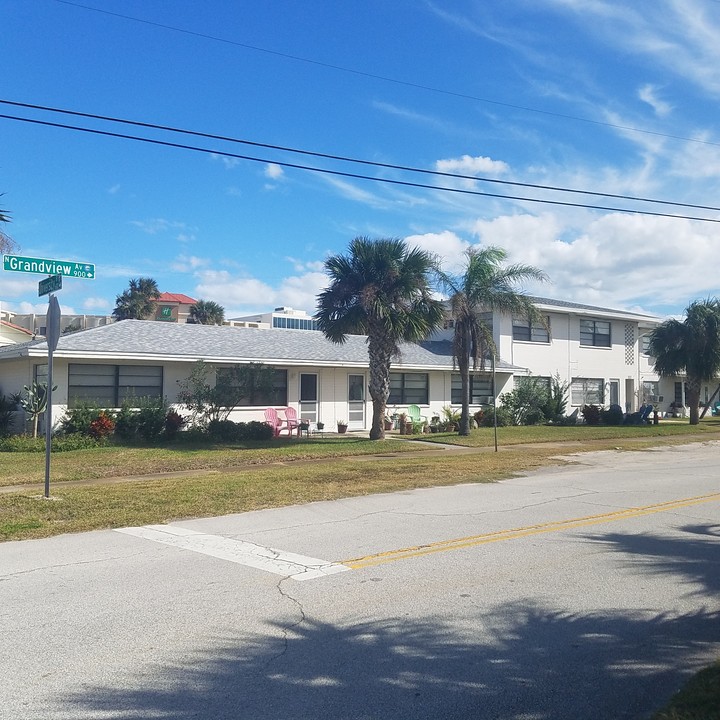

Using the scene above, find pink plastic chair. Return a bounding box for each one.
[283,406,300,436]
[264,408,285,437]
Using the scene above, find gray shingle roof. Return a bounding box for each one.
[2,319,521,371]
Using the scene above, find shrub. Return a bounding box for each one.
[240,421,274,441]
[473,409,485,427]
[88,412,115,441]
[581,404,602,425]
[479,406,514,427]
[601,404,624,425]
[115,397,168,442]
[207,419,242,442]
[60,403,110,436]
[500,377,550,426]
[164,410,187,438]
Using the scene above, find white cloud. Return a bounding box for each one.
[210,153,241,169]
[435,155,510,177]
[638,84,672,117]
[170,255,209,272]
[130,218,188,235]
[404,231,470,274]
[265,163,284,180]
[82,296,112,311]
[107,184,121,195]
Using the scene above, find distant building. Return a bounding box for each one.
[153,293,198,324]
[230,306,319,331]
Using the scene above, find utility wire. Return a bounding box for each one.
[3,111,719,224]
[3,99,720,214]
[53,0,720,151]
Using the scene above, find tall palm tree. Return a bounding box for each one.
[649,298,720,425]
[316,237,445,440]
[189,300,225,325]
[441,247,547,436]
[0,199,18,254]
[112,277,161,320]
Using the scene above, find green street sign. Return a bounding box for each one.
[3,254,95,279]
[38,275,62,297]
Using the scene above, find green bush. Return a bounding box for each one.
[581,404,602,425]
[242,420,274,441]
[59,402,107,436]
[207,419,242,442]
[601,404,625,425]
[479,407,514,427]
[115,397,168,442]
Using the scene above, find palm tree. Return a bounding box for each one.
[648,298,720,425]
[112,277,161,320]
[0,199,18,254]
[441,247,547,436]
[316,237,446,440]
[189,299,225,325]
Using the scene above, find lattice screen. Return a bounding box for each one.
[625,323,635,364]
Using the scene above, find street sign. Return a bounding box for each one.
[38,275,62,297]
[3,254,95,279]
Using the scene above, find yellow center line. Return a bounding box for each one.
[342,492,720,570]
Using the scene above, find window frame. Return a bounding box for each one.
[512,316,550,343]
[579,319,611,348]
[570,377,604,406]
[388,372,429,406]
[450,373,493,405]
[67,363,163,408]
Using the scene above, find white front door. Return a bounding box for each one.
[299,373,318,422]
[348,374,365,429]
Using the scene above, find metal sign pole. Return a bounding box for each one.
[44,294,60,498]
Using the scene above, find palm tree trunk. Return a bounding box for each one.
[686,380,701,425]
[367,332,394,440]
[458,357,471,436]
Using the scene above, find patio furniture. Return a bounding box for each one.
[283,406,301,436]
[264,407,289,437]
[406,404,427,432]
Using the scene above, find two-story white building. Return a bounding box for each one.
[0,295,693,432]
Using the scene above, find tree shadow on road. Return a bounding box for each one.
[583,523,720,598]
[59,599,720,720]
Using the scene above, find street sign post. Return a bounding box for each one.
[39,275,63,297]
[3,254,95,279]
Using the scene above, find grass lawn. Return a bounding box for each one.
[652,660,720,720]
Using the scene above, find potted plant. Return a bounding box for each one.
[383,414,394,431]
[441,405,461,432]
[336,420,348,434]
[316,421,324,431]
[397,412,408,435]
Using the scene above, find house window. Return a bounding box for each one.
[215,367,288,406]
[513,316,550,343]
[674,382,685,405]
[580,319,611,347]
[68,364,163,407]
[451,374,493,404]
[33,364,48,385]
[641,334,653,356]
[388,373,428,405]
[570,378,604,405]
[642,381,659,403]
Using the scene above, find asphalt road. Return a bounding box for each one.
[2,442,719,720]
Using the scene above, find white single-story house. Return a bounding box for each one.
[0,296,706,431]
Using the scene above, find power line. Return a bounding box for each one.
[53,0,720,151]
[3,99,720,215]
[3,111,719,224]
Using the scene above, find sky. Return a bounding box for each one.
[3,0,720,321]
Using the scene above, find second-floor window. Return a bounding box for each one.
[580,319,611,347]
[513,316,550,343]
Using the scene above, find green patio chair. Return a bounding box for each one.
[406,404,427,432]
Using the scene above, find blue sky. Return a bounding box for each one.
[2,0,720,320]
